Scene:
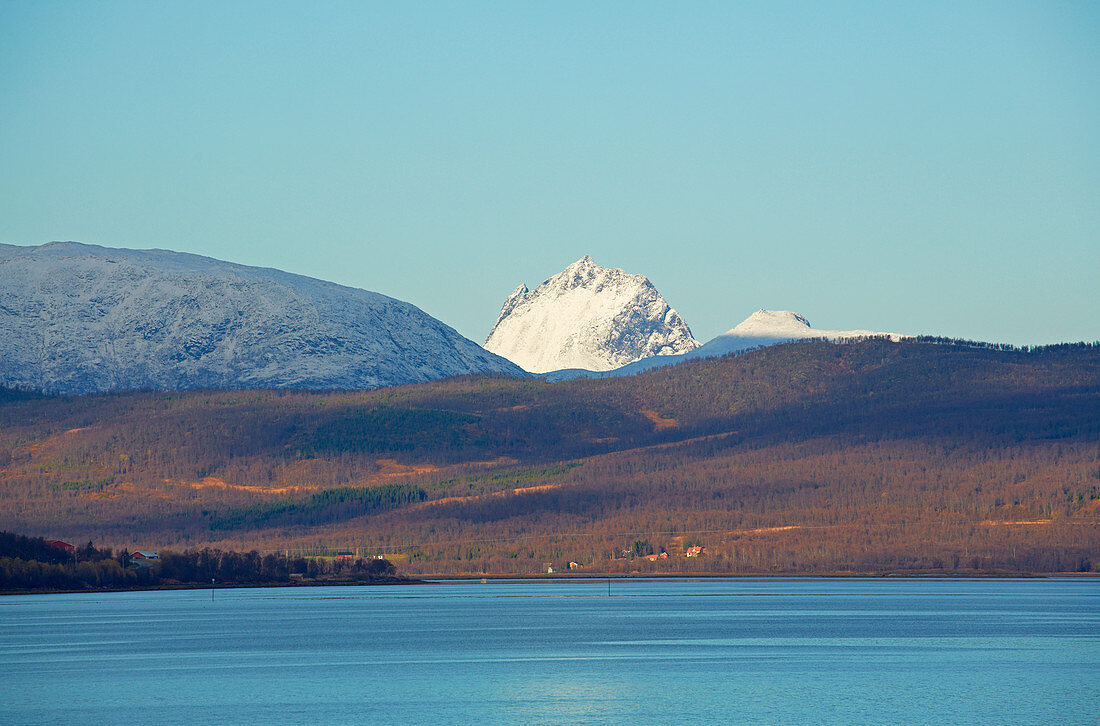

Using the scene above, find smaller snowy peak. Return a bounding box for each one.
[707,309,895,354]
[727,310,813,337]
[554,309,901,380]
[484,256,699,373]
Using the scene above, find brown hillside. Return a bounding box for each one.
[1,338,1097,574]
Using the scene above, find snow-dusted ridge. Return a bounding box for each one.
[484,256,699,373]
[546,309,902,380]
[0,242,524,394]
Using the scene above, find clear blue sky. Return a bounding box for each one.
[2,1,1097,345]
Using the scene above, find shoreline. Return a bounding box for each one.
[417,570,1098,581]
[0,575,424,597]
[5,570,1096,596]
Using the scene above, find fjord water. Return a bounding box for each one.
[2,579,1097,725]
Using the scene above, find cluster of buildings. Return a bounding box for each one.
[546,546,706,572]
[615,546,705,561]
[45,540,159,568]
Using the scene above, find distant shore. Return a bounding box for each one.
[9,570,1098,596]
[1,575,424,596]
[417,571,1099,581]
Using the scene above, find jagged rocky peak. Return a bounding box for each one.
[0,241,524,394]
[490,284,531,332]
[484,256,699,374]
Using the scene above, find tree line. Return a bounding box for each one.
[0,531,400,591]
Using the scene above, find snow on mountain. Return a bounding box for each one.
[484,256,699,373]
[547,309,900,380]
[0,242,524,394]
[690,309,898,357]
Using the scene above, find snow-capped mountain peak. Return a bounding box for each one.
[560,255,599,283]
[484,257,699,373]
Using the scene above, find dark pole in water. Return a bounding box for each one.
[211,578,215,602]
[608,578,611,597]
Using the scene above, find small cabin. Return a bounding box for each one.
[46,540,76,553]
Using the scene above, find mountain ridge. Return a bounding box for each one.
[0,241,524,394]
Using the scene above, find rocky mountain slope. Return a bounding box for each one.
[0,242,523,394]
[484,256,699,373]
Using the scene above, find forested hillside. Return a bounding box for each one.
[1,338,1097,574]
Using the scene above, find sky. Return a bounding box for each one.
[1,1,1097,346]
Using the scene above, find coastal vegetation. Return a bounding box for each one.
[1,338,1097,576]
[0,531,401,592]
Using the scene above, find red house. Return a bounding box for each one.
[46,540,76,553]
[130,550,160,568]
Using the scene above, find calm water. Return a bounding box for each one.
[1,578,1097,725]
